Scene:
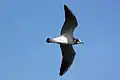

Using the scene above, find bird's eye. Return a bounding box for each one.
[76,39,79,42]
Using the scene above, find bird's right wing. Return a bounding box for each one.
[59,44,76,76]
[60,5,78,36]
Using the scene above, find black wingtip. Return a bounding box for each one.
[64,4,69,10]
[59,73,63,76]
[64,4,67,8]
[63,4,78,27]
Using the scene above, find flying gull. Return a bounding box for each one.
[46,5,84,76]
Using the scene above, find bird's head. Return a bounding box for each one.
[73,38,84,44]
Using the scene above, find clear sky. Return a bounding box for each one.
[0,0,120,80]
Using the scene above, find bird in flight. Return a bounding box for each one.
[46,5,84,76]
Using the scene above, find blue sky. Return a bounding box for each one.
[0,0,120,80]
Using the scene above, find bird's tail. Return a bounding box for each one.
[46,38,52,43]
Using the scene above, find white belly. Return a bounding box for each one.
[52,36,68,44]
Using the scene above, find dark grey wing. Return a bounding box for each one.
[61,5,78,36]
[59,44,76,76]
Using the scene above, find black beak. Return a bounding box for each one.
[81,42,84,44]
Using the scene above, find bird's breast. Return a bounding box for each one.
[52,36,68,44]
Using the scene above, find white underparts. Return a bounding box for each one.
[51,36,68,44]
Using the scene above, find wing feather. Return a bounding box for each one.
[61,5,78,36]
[59,44,76,76]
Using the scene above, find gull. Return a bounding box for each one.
[46,5,84,76]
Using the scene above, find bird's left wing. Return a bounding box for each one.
[61,5,78,36]
[59,44,76,76]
